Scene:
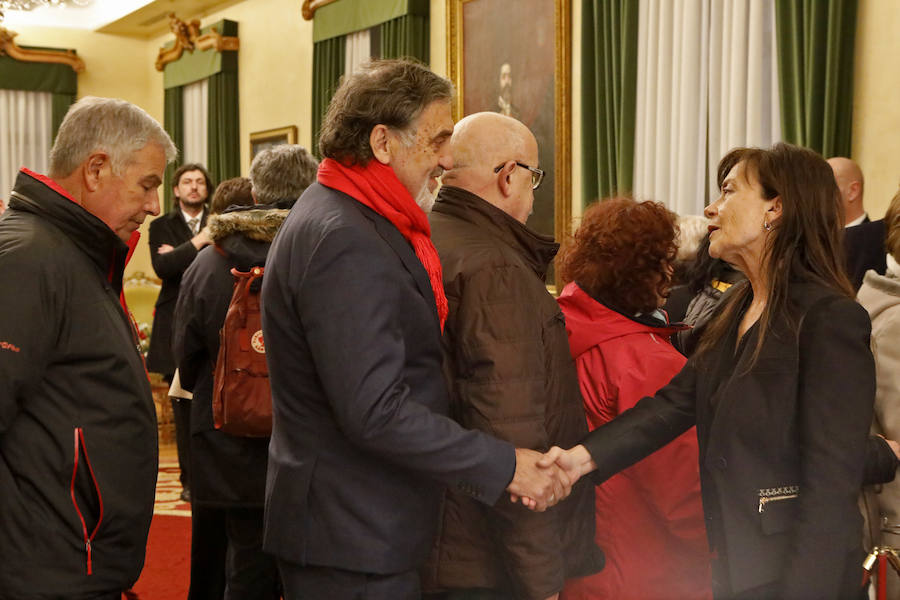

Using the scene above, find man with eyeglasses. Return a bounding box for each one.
[423,112,604,600]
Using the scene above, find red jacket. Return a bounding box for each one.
[558,282,711,600]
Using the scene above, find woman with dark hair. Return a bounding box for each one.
[543,143,875,599]
[556,198,711,600]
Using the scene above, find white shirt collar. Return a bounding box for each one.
[845,212,868,228]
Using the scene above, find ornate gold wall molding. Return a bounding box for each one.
[0,26,85,72]
[301,0,340,20]
[155,13,240,72]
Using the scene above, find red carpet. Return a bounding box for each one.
[130,460,191,599]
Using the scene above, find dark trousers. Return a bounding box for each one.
[188,505,280,600]
[188,505,227,600]
[278,562,420,600]
[224,507,280,600]
[170,397,192,489]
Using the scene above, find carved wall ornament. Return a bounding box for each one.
[0,25,84,72]
[301,0,340,20]
[155,13,239,72]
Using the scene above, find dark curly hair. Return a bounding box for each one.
[318,59,453,165]
[558,198,678,315]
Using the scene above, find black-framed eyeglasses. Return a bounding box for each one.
[494,161,545,190]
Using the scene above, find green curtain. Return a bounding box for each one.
[50,92,76,143]
[581,0,639,207]
[775,0,857,158]
[379,14,429,61]
[1,53,78,147]
[311,36,346,158]
[163,86,184,214]
[313,0,428,42]
[207,70,240,189]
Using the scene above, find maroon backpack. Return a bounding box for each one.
[212,266,272,437]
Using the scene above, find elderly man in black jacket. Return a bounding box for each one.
[261,59,570,600]
[0,96,175,598]
[423,112,604,600]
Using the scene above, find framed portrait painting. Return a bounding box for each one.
[447,0,571,280]
[249,126,298,161]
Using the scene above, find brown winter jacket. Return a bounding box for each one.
[422,187,604,600]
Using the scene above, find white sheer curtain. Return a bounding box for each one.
[182,79,209,165]
[633,0,781,215]
[707,0,781,200]
[345,29,371,76]
[0,90,52,200]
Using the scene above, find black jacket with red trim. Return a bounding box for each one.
[0,170,158,598]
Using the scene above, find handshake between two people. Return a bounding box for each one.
[505,444,598,511]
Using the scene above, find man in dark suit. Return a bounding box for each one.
[828,156,887,289]
[147,162,213,501]
[261,59,570,600]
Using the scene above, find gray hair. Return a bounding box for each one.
[249,144,318,206]
[318,59,453,165]
[49,96,177,178]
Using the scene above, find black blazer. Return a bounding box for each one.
[582,280,875,599]
[844,218,887,291]
[260,183,516,575]
[146,208,207,375]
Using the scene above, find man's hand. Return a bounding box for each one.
[537,444,596,487]
[157,243,175,255]
[506,448,571,512]
[191,226,212,250]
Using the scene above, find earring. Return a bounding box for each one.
[763,219,772,232]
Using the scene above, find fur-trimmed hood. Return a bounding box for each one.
[207,206,289,270]
[208,207,289,244]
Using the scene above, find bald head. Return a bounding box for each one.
[442,112,538,224]
[827,157,865,225]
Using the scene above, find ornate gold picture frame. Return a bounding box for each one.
[447,0,571,260]
[249,126,298,161]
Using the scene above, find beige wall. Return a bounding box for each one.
[852,0,900,219]
[9,26,158,115]
[137,0,314,278]
[149,0,315,173]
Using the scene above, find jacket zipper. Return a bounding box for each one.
[69,427,104,575]
[758,485,799,513]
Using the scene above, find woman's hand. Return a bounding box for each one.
[537,444,597,487]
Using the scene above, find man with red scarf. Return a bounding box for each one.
[261,59,568,599]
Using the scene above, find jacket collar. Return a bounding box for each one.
[209,205,290,270]
[433,185,559,280]
[9,169,130,293]
[558,281,687,356]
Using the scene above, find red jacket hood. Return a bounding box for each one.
[557,281,687,358]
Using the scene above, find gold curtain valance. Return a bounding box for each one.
[302,0,340,20]
[155,14,239,72]
[0,26,84,72]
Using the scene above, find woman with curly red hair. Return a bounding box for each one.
[557,197,711,600]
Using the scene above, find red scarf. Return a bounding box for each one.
[317,158,448,331]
